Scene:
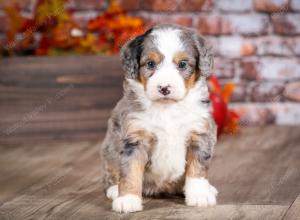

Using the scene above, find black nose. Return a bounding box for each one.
[158,85,171,96]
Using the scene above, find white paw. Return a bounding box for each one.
[112,194,142,213]
[106,185,119,200]
[184,177,218,207]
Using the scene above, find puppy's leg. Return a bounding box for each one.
[184,122,218,207]
[112,133,150,213]
[104,163,119,200]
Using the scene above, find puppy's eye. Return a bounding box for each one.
[146,60,156,70]
[178,60,188,70]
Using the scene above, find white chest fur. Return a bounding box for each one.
[147,105,197,183]
[130,97,209,184]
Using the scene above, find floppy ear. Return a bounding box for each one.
[193,33,214,78]
[120,35,144,79]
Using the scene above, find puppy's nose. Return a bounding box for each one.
[158,85,171,96]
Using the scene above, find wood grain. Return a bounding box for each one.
[283,194,300,220]
[0,126,299,219]
[0,55,123,144]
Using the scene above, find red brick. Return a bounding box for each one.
[218,36,256,58]
[289,37,300,56]
[197,14,268,36]
[0,0,32,10]
[284,81,300,102]
[118,0,140,11]
[201,0,214,11]
[270,103,300,124]
[143,0,177,11]
[291,0,300,11]
[70,0,106,10]
[206,36,218,54]
[272,14,300,35]
[216,0,253,12]
[174,16,193,27]
[214,58,235,79]
[235,103,300,125]
[178,0,206,11]
[234,103,300,125]
[254,0,290,13]
[255,36,292,56]
[227,14,269,36]
[231,82,248,102]
[197,15,231,35]
[179,0,213,11]
[142,14,193,27]
[251,82,284,102]
[231,104,275,125]
[258,58,300,81]
[240,60,259,80]
[241,42,256,56]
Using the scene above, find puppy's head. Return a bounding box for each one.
[120,24,213,103]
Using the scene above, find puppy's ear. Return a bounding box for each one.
[193,33,214,78]
[120,35,144,79]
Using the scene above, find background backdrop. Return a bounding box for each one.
[1,0,300,126]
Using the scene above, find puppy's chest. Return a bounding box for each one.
[133,104,208,183]
[148,116,189,183]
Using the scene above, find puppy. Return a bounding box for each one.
[100,24,218,213]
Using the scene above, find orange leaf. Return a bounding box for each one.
[222,82,235,103]
[223,110,240,134]
[4,6,23,42]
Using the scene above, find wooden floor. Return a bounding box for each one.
[0,56,300,219]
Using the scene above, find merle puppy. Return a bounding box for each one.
[100,24,218,213]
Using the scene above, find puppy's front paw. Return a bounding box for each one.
[112,194,142,213]
[184,177,218,207]
[106,185,119,200]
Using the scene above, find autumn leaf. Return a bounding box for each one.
[208,75,222,95]
[209,76,240,136]
[4,6,23,44]
[35,0,69,25]
[3,0,146,56]
[222,83,235,103]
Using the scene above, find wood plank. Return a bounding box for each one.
[0,130,104,145]
[0,55,122,77]
[0,126,299,220]
[129,204,288,220]
[283,194,300,220]
[0,141,98,204]
[0,55,123,144]
[210,126,300,205]
[0,141,105,220]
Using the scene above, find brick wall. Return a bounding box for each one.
[1,0,300,125]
